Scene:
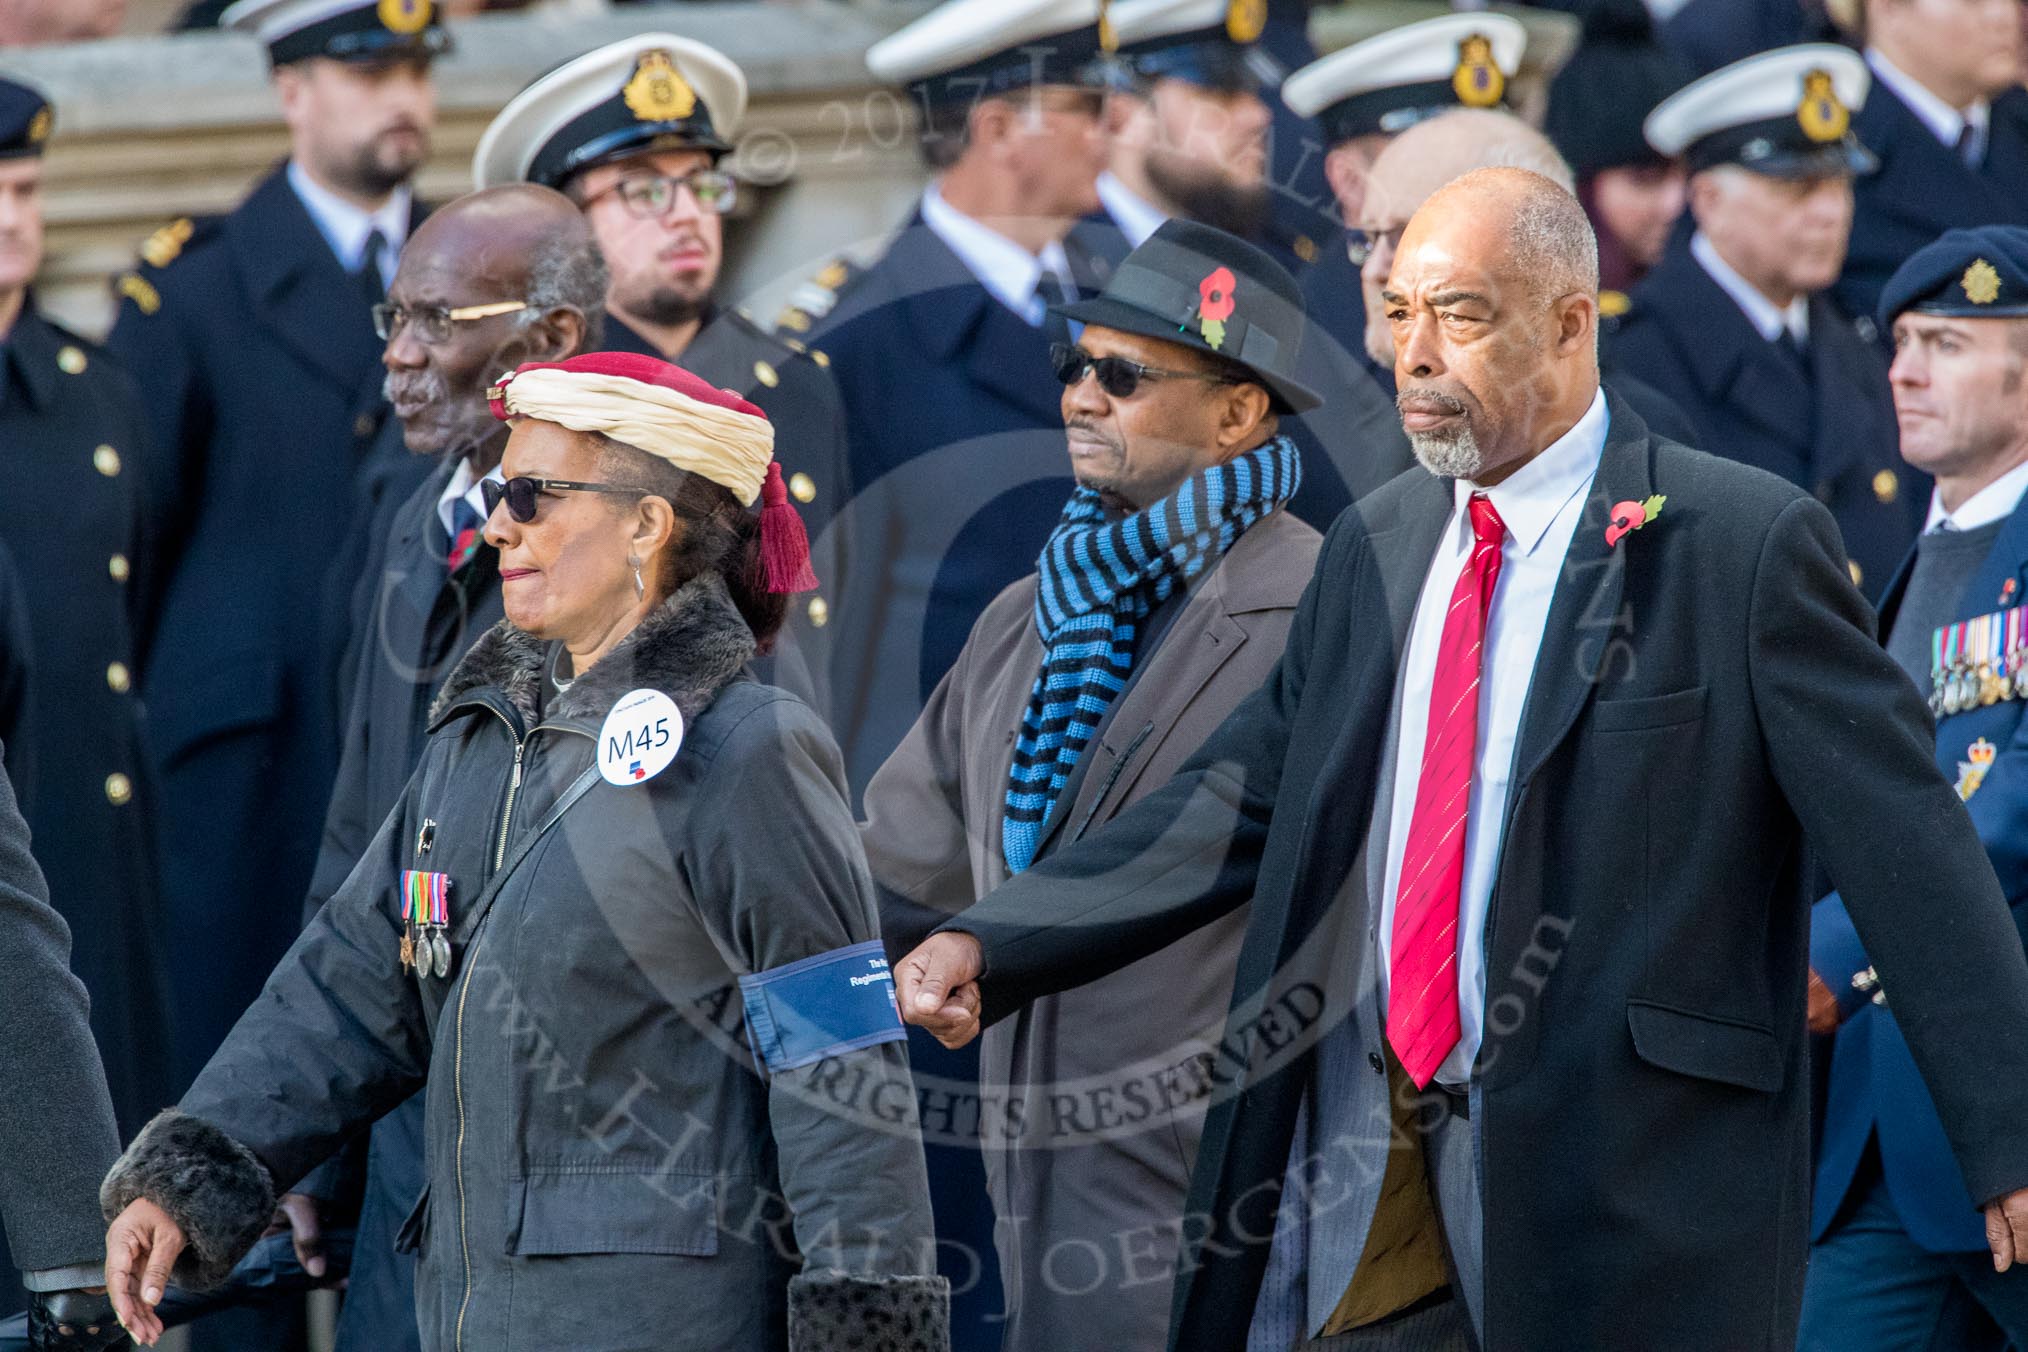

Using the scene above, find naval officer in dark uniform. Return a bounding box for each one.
[1614,45,1922,596]
[1837,0,2028,324]
[105,0,445,1099]
[473,32,850,693]
[0,78,169,1148]
[1804,226,2028,1352]
[0,79,163,1351]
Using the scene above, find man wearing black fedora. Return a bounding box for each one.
[858,217,1324,1352]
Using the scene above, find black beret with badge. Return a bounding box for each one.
[1643,43,1875,179]
[219,0,450,66]
[1053,216,1321,411]
[1878,225,2028,326]
[0,78,52,159]
[473,34,746,190]
[866,0,1108,108]
[1098,0,1283,95]
[1280,13,1526,147]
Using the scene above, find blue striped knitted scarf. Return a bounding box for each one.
[1002,436,1301,873]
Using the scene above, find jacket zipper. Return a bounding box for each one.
[451,714,590,1351]
[454,708,523,1352]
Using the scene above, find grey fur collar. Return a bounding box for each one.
[431,571,756,726]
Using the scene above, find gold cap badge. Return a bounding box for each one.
[25,106,50,145]
[377,0,431,35]
[1964,258,2002,305]
[1098,0,1118,53]
[1453,34,1504,109]
[1225,0,1265,45]
[624,51,698,123]
[381,0,431,34]
[1796,69,1849,144]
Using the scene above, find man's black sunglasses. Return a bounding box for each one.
[1049,341,1237,399]
[482,476,638,524]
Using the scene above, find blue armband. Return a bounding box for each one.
[737,939,906,1075]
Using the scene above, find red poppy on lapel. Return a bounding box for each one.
[1605,494,1666,548]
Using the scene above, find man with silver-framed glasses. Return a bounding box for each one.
[474,33,850,671]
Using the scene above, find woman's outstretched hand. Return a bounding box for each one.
[103,1197,186,1346]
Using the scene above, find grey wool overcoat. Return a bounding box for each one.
[861,506,1321,1351]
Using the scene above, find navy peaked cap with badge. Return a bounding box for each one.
[220,0,450,65]
[1644,44,1874,179]
[0,79,51,159]
[1281,13,1526,146]
[1100,0,1281,94]
[473,34,745,190]
[1055,216,1321,411]
[1878,225,2028,326]
[867,0,1107,107]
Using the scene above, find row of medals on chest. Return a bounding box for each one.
[1931,608,2028,718]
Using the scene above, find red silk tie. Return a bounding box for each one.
[1388,492,1506,1088]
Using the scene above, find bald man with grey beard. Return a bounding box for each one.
[278,184,606,1352]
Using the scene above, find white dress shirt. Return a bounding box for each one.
[1927,456,2028,533]
[438,457,504,541]
[1866,47,1991,155]
[1691,231,1810,346]
[287,159,411,285]
[1375,389,1610,1087]
[1095,170,1168,250]
[919,184,1076,327]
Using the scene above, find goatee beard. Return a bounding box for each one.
[1146,157,1270,239]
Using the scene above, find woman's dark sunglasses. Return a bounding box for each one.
[482,476,639,524]
[1049,341,1237,399]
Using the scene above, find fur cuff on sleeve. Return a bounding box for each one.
[789,1271,949,1352]
[99,1110,275,1291]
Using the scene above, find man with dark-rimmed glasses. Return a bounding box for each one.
[474,32,851,676]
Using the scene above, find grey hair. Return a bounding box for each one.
[519,225,609,350]
[1504,176,1600,303]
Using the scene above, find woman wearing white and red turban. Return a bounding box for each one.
[103,354,948,1352]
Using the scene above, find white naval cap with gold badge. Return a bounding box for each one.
[1280,13,1525,146]
[473,34,747,191]
[1100,0,1283,92]
[219,0,450,65]
[867,0,1106,105]
[1643,44,1876,178]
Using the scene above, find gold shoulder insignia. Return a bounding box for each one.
[140,218,194,269]
[774,306,812,334]
[1598,289,1631,319]
[117,272,162,316]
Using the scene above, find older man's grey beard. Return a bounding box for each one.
[1397,389,1486,480]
